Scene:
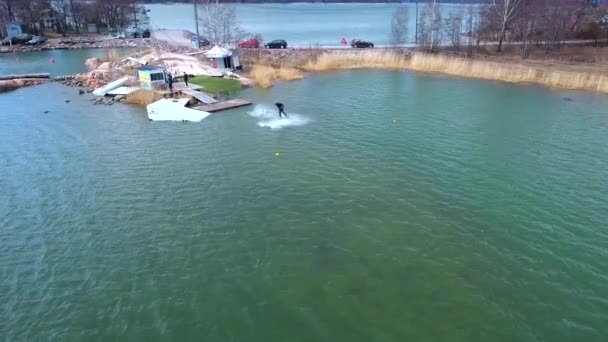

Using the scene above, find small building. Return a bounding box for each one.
[3,23,22,39]
[137,66,166,90]
[87,23,98,33]
[38,9,60,32]
[204,46,241,71]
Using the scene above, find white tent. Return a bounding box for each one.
[204,46,240,70]
[204,46,231,58]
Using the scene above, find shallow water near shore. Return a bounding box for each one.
[2,70,608,341]
[0,48,137,76]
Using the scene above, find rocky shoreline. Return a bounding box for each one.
[0,38,152,54]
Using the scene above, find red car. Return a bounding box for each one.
[238,39,260,48]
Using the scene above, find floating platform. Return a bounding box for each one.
[192,99,252,113]
[147,98,211,122]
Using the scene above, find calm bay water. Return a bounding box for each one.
[0,48,137,77]
[147,3,470,46]
[1,66,608,340]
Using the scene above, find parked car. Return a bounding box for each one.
[1,37,10,46]
[6,33,34,45]
[238,38,260,48]
[128,28,151,38]
[26,35,47,45]
[351,39,374,48]
[265,39,287,49]
[197,37,211,46]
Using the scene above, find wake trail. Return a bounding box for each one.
[248,105,310,130]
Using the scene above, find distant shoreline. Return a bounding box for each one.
[144,1,487,4]
[0,38,149,54]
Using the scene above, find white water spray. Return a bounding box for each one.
[248,105,309,130]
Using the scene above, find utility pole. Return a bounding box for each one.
[193,0,201,48]
[69,0,79,33]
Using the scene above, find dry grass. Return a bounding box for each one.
[124,89,190,106]
[304,50,410,71]
[243,48,608,93]
[124,89,158,106]
[407,53,608,93]
[247,65,304,88]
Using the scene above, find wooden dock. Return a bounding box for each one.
[192,99,252,113]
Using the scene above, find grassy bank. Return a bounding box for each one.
[241,48,608,94]
[190,76,242,93]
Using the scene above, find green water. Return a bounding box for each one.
[0,48,136,76]
[1,71,608,341]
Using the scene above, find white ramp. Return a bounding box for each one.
[93,77,129,96]
[146,98,211,122]
[107,86,138,96]
[181,89,218,104]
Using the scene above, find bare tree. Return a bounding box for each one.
[69,0,78,32]
[50,0,71,32]
[417,1,441,51]
[0,0,14,22]
[511,2,539,58]
[492,0,526,52]
[390,6,409,46]
[198,0,247,46]
[444,7,464,51]
[417,5,430,49]
[252,32,264,45]
[464,5,481,55]
[94,0,138,30]
[428,0,442,51]
[537,0,587,52]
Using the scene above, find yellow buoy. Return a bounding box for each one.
[275,152,281,157]
[392,119,397,123]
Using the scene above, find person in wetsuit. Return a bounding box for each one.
[167,73,174,92]
[275,102,287,118]
[183,72,189,86]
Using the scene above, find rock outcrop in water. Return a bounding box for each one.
[0,73,50,92]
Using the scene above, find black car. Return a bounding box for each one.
[130,28,151,38]
[265,39,287,49]
[351,39,374,48]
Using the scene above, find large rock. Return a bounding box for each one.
[0,78,47,92]
[97,62,112,70]
[85,58,101,70]
[84,68,123,89]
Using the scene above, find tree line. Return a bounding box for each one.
[392,0,608,57]
[0,0,144,34]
